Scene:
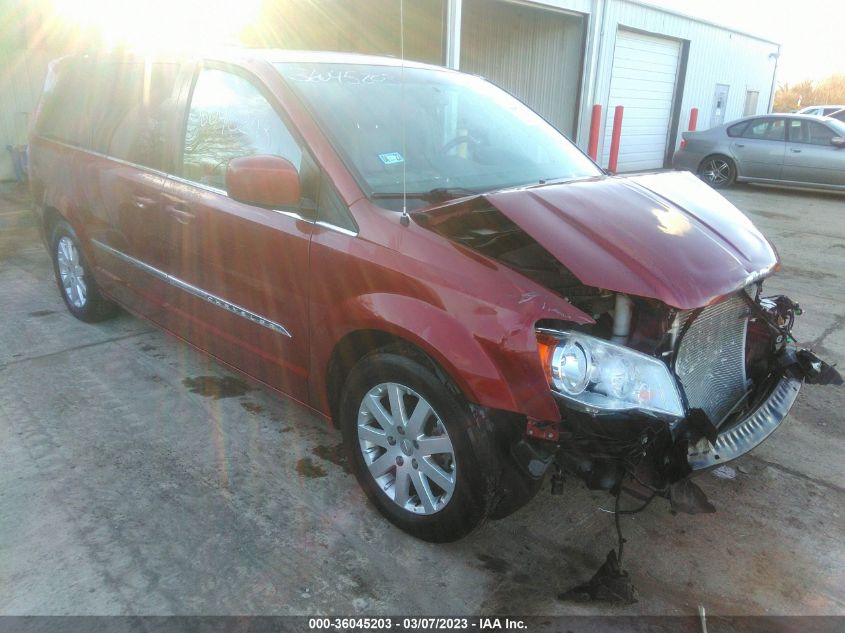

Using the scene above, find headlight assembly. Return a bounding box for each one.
[537,330,684,419]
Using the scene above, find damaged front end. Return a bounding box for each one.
[412,171,841,601]
[522,288,841,515]
[411,173,841,513]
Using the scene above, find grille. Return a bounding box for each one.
[674,295,750,426]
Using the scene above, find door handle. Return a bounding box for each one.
[166,205,196,225]
[790,148,802,153]
[736,143,745,148]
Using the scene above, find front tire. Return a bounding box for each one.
[50,220,117,322]
[339,350,499,542]
[698,155,737,189]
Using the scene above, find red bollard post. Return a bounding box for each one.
[688,107,699,131]
[588,104,601,161]
[608,105,624,174]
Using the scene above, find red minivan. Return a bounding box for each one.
[29,49,839,542]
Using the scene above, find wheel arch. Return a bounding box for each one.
[325,328,488,428]
[41,206,63,245]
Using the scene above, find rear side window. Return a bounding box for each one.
[180,68,302,190]
[742,119,785,141]
[36,58,98,147]
[102,63,179,171]
[36,58,179,172]
[727,122,748,137]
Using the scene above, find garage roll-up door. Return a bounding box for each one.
[602,29,681,172]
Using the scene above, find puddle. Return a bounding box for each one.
[312,442,352,474]
[240,401,264,415]
[296,457,327,479]
[29,310,55,317]
[182,375,253,399]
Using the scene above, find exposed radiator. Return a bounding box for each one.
[674,295,750,426]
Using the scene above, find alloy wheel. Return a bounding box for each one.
[56,236,87,308]
[701,158,731,185]
[357,382,456,515]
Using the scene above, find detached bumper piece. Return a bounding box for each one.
[687,372,801,471]
[687,348,841,471]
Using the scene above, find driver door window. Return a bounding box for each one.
[180,69,303,190]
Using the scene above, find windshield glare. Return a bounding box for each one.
[276,63,601,208]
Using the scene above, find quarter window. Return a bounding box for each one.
[727,122,748,137]
[742,119,785,141]
[181,68,302,190]
[317,174,357,234]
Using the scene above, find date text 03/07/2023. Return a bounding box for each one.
[307,617,529,630]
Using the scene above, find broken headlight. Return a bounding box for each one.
[537,330,684,419]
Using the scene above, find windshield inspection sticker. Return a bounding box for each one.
[378,152,405,165]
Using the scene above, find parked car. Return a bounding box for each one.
[30,51,839,542]
[795,104,845,116]
[673,113,845,190]
[830,108,845,123]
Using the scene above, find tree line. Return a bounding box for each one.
[774,74,845,112]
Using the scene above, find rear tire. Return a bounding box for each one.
[698,155,736,189]
[50,220,117,322]
[339,350,500,542]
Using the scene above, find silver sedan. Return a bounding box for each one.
[672,114,845,190]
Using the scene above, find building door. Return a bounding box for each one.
[460,0,585,139]
[711,84,730,128]
[602,29,682,171]
[744,90,760,116]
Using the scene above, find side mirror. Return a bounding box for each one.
[831,136,845,148]
[225,155,300,208]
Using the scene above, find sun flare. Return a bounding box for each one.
[51,0,262,52]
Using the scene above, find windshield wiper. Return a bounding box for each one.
[371,187,480,203]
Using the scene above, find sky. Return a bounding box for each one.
[645,0,844,85]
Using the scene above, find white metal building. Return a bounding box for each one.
[0,0,780,180]
[450,0,780,172]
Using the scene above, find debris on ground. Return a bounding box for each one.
[558,549,637,604]
[712,465,737,480]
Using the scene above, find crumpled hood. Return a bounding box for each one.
[482,171,779,310]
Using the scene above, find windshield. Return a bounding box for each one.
[275,63,601,208]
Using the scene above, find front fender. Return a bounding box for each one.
[311,291,576,422]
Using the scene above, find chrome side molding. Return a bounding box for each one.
[91,239,293,338]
